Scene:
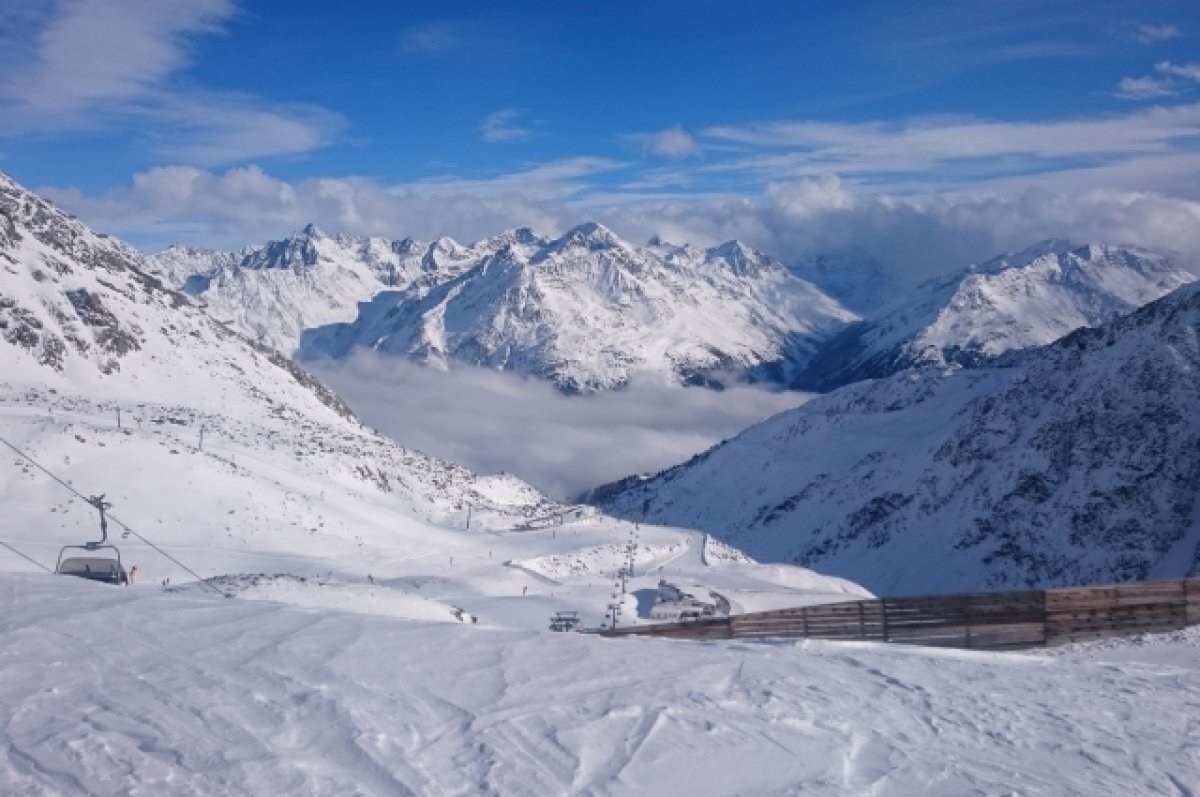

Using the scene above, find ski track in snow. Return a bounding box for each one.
[1,574,1198,796]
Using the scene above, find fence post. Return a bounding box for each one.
[1038,588,1048,647]
[963,594,972,649]
[802,607,809,638]
[858,601,865,640]
[881,601,889,642]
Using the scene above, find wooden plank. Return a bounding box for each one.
[732,621,885,634]
[1046,624,1185,645]
[888,636,971,649]
[1047,614,1185,632]
[1046,582,1184,606]
[737,625,885,635]
[968,628,1046,647]
[1046,605,1186,621]
[1046,606,1185,621]
[886,624,969,641]
[1046,607,1186,625]
[1047,620,1185,636]
[1045,596,1185,611]
[740,601,871,619]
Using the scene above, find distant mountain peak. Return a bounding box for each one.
[792,241,1194,392]
[554,222,623,250]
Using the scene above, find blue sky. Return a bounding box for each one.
[2,0,1199,272]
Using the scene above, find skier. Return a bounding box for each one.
[128,565,138,585]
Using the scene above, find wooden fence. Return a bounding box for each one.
[601,577,1200,651]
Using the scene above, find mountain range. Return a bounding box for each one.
[156,225,1192,398]
[590,279,1200,594]
[791,239,1193,391]
[155,223,859,392]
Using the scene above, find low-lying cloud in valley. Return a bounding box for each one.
[307,353,809,501]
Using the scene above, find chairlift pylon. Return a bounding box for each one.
[55,494,128,585]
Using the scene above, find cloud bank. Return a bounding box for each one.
[0,0,342,164]
[44,164,1200,284]
[306,354,808,501]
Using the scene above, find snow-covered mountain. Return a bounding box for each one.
[148,226,504,355]
[299,223,858,393]
[591,280,1200,595]
[792,240,1194,391]
[0,170,561,542]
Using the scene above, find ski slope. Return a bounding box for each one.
[1,573,1197,796]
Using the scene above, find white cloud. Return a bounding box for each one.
[1135,24,1182,44]
[43,161,1200,294]
[0,0,342,165]
[398,20,464,55]
[1116,76,1179,100]
[39,160,619,250]
[0,0,233,117]
[34,98,1200,281]
[481,109,534,143]
[1116,63,1200,103]
[700,104,1200,180]
[153,94,344,165]
[1157,61,1200,83]
[307,354,808,500]
[626,126,702,158]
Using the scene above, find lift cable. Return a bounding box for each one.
[0,431,230,597]
[0,540,52,573]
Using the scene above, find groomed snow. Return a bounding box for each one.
[1,573,1197,796]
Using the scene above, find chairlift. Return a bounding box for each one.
[549,610,583,632]
[56,494,128,586]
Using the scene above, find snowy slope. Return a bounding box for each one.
[792,240,1194,391]
[2,572,1197,796]
[300,224,857,392]
[593,281,1200,595]
[2,169,858,614]
[0,169,569,551]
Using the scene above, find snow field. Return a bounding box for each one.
[1,574,1197,796]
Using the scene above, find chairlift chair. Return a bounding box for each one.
[55,494,128,586]
[549,610,583,632]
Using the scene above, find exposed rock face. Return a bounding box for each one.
[591,282,1200,595]
[0,171,356,419]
